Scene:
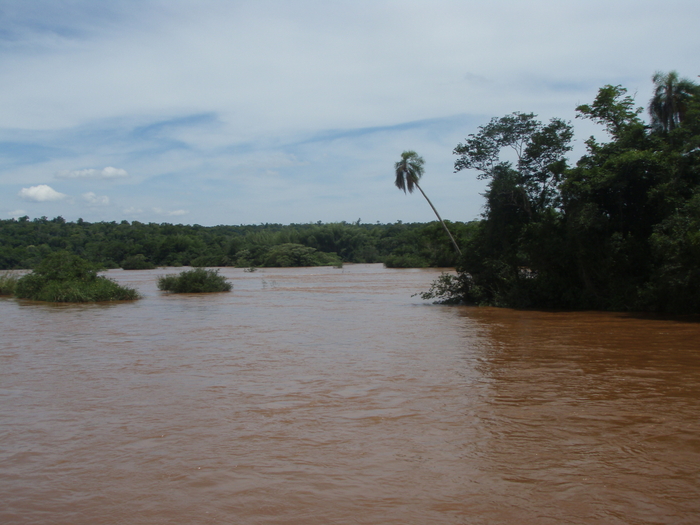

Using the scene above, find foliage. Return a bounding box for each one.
[121,254,156,270]
[262,243,342,267]
[394,150,425,194]
[454,112,574,214]
[649,71,700,132]
[382,220,476,268]
[575,85,643,137]
[0,218,469,270]
[415,272,467,304]
[0,272,19,295]
[157,268,232,293]
[395,150,462,254]
[14,251,140,302]
[428,72,700,313]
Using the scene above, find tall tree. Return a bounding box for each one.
[394,150,462,255]
[649,71,699,132]
[454,112,573,216]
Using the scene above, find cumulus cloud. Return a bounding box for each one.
[56,167,128,179]
[18,185,67,201]
[8,209,27,218]
[82,192,110,206]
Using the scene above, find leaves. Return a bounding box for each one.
[394,150,425,194]
[576,84,643,137]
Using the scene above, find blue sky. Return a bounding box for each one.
[1,0,698,226]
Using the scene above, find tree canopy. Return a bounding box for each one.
[423,72,700,314]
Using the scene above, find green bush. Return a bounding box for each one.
[121,254,156,270]
[0,272,19,295]
[157,268,232,293]
[14,251,140,302]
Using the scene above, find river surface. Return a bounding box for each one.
[1,264,699,524]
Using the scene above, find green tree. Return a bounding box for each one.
[576,85,643,138]
[649,71,699,132]
[454,112,573,215]
[394,150,462,255]
[448,113,574,306]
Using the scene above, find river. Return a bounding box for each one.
[1,264,699,524]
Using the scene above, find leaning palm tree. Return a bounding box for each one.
[649,71,699,132]
[394,150,462,255]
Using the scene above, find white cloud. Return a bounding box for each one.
[18,185,67,202]
[56,167,128,179]
[153,207,188,217]
[82,192,110,206]
[8,209,27,218]
[0,1,698,225]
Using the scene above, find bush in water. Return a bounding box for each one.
[14,251,140,302]
[0,272,19,295]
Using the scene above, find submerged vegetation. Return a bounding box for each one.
[13,251,140,302]
[157,268,232,293]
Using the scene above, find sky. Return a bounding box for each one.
[1,0,698,226]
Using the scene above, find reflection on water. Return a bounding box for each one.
[1,264,699,524]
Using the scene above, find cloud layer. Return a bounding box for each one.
[1,1,699,225]
[57,167,128,179]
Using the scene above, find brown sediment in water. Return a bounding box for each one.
[1,264,698,524]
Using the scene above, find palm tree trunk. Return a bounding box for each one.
[414,181,462,256]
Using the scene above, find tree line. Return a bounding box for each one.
[4,71,698,314]
[421,71,700,314]
[0,217,474,270]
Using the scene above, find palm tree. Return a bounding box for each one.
[649,71,698,132]
[394,150,462,255]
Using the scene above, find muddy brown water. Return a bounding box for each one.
[1,264,699,524]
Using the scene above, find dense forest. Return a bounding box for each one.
[423,72,700,314]
[0,217,474,270]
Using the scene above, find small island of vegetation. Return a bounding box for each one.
[11,251,140,302]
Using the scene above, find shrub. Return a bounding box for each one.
[14,251,140,302]
[0,272,19,295]
[157,268,232,293]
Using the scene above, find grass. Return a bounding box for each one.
[13,251,140,302]
[157,268,232,293]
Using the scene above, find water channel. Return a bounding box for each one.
[1,264,699,524]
